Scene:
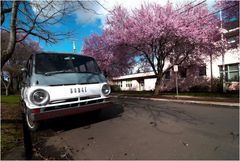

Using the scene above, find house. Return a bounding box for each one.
[112,49,239,92]
[112,3,239,92]
[112,28,239,92]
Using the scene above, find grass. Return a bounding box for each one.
[1,95,20,104]
[1,95,23,158]
[1,123,23,157]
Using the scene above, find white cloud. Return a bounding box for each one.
[30,0,103,25]
[32,0,211,28]
[102,0,168,18]
[31,0,68,21]
[73,0,189,27]
[74,1,103,24]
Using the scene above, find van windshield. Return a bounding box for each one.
[35,54,101,75]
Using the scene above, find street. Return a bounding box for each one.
[31,97,239,160]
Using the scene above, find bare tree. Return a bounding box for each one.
[1,0,100,68]
[1,70,11,96]
[1,30,41,95]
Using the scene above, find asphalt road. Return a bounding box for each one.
[31,97,239,160]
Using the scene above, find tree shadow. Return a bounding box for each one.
[120,98,201,126]
[21,101,123,160]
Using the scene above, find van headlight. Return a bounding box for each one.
[30,89,49,105]
[102,84,111,96]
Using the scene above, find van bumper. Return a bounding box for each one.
[31,101,113,121]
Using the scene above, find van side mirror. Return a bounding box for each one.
[21,68,27,73]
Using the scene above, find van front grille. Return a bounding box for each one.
[80,95,101,100]
[49,98,78,104]
[44,99,104,112]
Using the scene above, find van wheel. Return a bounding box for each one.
[26,109,39,131]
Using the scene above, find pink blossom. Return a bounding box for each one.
[83,1,226,94]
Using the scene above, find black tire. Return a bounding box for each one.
[25,109,39,131]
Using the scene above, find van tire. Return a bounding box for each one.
[26,109,39,131]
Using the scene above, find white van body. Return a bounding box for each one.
[21,52,112,131]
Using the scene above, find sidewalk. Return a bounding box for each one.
[111,94,239,108]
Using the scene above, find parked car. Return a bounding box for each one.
[21,52,112,131]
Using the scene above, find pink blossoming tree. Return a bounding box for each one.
[83,2,226,95]
[83,33,136,77]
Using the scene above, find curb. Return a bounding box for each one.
[111,95,239,108]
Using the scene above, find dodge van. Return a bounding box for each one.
[21,52,112,131]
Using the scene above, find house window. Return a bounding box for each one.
[199,66,206,76]
[118,81,122,87]
[126,80,132,87]
[219,63,239,82]
[179,67,187,78]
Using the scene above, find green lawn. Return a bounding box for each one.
[1,123,23,157]
[1,95,20,104]
[1,95,22,158]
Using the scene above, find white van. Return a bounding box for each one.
[21,52,112,131]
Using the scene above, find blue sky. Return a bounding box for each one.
[39,15,103,54]
[2,0,215,54]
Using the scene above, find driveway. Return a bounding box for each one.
[30,97,239,160]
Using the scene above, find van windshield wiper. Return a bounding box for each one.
[44,70,101,76]
[44,70,75,76]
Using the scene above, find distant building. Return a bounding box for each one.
[112,50,239,92]
[112,26,239,92]
[112,4,239,92]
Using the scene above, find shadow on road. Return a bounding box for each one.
[38,103,124,132]
[23,103,124,159]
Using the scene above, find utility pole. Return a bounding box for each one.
[174,65,179,98]
[72,40,76,54]
[67,32,77,54]
[210,53,213,92]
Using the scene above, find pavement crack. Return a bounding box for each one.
[88,137,94,140]
[149,121,157,127]
[214,145,220,151]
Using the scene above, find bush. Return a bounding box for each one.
[189,85,209,92]
[212,78,223,92]
[110,85,121,92]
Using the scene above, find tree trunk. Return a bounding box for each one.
[1,1,19,68]
[154,75,163,95]
[5,88,9,96]
[1,77,11,96]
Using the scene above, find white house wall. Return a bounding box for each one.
[120,80,141,91]
[208,48,240,78]
[132,80,140,91]
[144,78,156,91]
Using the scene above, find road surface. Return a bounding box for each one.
[31,97,239,160]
